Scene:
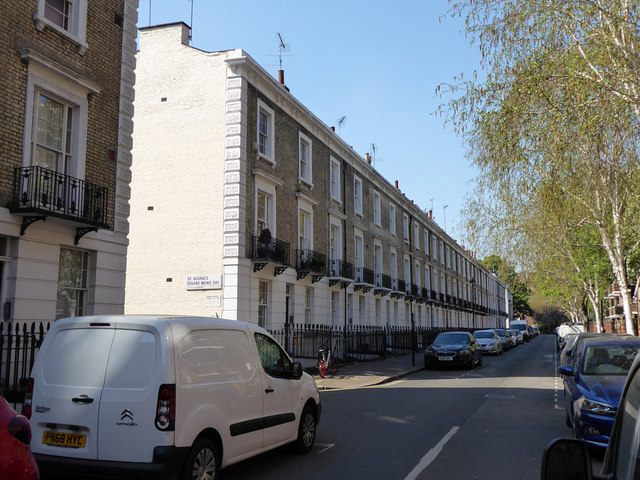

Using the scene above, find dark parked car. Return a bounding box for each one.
[559,336,640,449]
[424,331,482,370]
[542,341,640,479]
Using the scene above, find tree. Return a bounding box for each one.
[441,0,640,334]
[481,255,533,319]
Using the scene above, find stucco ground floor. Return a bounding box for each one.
[0,209,128,328]
[218,259,506,332]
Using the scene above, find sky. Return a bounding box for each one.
[137,0,483,241]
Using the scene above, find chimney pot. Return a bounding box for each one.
[365,153,371,164]
[278,69,285,85]
[331,126,335,132]
[395,180,399,189]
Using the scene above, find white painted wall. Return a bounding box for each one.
[126,24,229,316]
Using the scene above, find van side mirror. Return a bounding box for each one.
[291,362,303,379]
[541,438,592,480]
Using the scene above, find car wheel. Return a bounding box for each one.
[183,437,220,480]
[293,405,316,454]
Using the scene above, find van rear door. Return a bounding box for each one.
[30,323,116,460]
[98,325,172,462]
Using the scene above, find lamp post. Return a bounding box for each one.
[470,278,476,329]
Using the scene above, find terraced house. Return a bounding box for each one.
[126,23,513,339]
[0,1,138,327]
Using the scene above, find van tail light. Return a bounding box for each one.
[8,415,32,445]
[155,384,175,431]
[21,378,34,419]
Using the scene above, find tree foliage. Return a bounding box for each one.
[481,255,533,318]
[441,0,640,333]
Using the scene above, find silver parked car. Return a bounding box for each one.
[473,330,503,355]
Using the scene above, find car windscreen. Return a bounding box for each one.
[473,332,494,339]
[434,333,469,344]
[512,324,527,331]
[582,345,640,376]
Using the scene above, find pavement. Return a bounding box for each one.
[301,353,425,390]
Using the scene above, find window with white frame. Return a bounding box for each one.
[353,176,363,216]
[424,230,429,255]
[304,287,313,324]
[414,222,420,250]
[403,256,411,291]
[389,203,396,235]
[425,266,431,292]
[414,261,421,289]
[440,241,445,265]
[298,132,312,184]
[432,235,438,262]
[374,242,382,286]
[373,190,381,226]
[258,280,270,327]
[329,221,342,276]
[32,93,74,174]
[354,231,364,281]
[359,296,365,325]
[22,54,95,180]
[390,248,398,289]
[35,0,88,51]
[56,247,90,319]
[446,246,451,269]
[298,206,312,251]
[257,99,275,162]
[256,190,272,234]
[330,156,341,202]
[403,213,409,243]
[432,268,439,293]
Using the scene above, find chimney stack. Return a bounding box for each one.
[330,126,335,132]
[278,69,285,85]
[394,180,399,189]
[365,153,371,164]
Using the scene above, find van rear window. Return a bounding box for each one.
[43,328,114,388]
[104,330,157,389]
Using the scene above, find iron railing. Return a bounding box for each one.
[268,323,456,362]
[297,249,326,274]
[328,259,354,279]
[11,166,109,227]
[1,322,50,408]
[252,235,290,265]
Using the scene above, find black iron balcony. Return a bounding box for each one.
[10,166,109,243]
[354,266,374,285]
[296,249,327,275]
[398,279,406,293]
[410,284,419,297]
[431,289,437,300]
[328,259,354,279]
[373,273,391,296]
[252,234,290,273]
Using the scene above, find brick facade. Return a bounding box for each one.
[0,0,137,326]
[128,23,512,330]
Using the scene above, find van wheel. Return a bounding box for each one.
[183,437,220,480]
[293,406,316,454]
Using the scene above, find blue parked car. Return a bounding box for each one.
[559,336,640,449]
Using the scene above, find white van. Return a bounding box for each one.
[23,315,321,479]
[510,320,531,341]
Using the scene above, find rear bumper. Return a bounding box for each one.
[34,445,189,480]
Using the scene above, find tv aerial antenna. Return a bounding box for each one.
[277,33,289,70]
[337,116,346,136]
[371,143,377,167]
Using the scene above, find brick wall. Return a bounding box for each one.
[0,0,125,228]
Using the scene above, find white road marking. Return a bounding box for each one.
[403,426,460,480]
[315,443,334,454]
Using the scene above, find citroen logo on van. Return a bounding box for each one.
[120,409,134,421]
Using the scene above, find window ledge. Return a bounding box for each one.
[298,177,314,189]
[34,16,88,54]
[258,153,275,166]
